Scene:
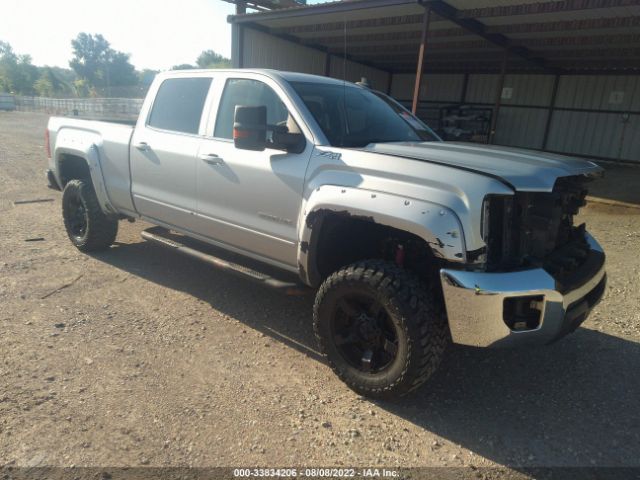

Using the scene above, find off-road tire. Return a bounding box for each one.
[62,179,118,252]
[313,260,449,399]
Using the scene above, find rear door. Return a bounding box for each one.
[130,75,213,232]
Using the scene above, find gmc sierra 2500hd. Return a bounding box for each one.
[45,69,606,398]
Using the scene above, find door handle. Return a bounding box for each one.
[199,153,224,165]
[134,141,150,151]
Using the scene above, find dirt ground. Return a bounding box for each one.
[1,112,639,473]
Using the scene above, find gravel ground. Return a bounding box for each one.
[1,112,639,474]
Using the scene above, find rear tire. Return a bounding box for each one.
[62,179,118,252]
[313,260,449,399]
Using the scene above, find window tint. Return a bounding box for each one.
[214,79,289,139]
[290,82,439,148]
[148,77,212,134]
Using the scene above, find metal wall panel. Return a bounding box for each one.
[241,28,326,75]
[464,74,556,107]
[389,73,465,102]
[501,74,556,107]
[545,110,639,161]
[621,114,640,161]
[555,75,640,112]
[494,107,549,150]
[465,74,500,104]
[329,56,390,93]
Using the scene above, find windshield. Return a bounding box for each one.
[290,81,440,148]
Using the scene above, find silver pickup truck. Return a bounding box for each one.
[45,69,606,398]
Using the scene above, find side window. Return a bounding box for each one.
[148,77,212,134]
[214,78,289,139]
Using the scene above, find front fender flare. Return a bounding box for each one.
[297,185,466,286]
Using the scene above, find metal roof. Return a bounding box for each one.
[228,0,640,74]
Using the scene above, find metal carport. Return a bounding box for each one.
[227,0,640,163]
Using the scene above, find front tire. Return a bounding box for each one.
[62,179,118,252]
[313,260,449,399]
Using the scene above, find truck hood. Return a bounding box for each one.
[362,141,603,191]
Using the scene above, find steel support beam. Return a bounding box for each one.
[422,0,559,74]
[489,50,508,144]
[412,6,432,114]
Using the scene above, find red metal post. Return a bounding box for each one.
[411,6,431,115]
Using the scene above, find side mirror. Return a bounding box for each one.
[272,124,306,154]
[234,105,267,151]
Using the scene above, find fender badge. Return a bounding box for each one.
[315,150,342,161]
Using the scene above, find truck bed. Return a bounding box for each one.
[47,116,136,215]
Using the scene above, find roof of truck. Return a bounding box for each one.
[160,68,356,86]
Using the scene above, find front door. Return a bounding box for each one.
[130,76,212,232]
[194,77,311,267]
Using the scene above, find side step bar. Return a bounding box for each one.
[141,227,309,296]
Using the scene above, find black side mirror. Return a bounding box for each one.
[271,124,306,154]
[234,105,266,151]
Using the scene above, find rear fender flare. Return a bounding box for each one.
[54,137,115,215]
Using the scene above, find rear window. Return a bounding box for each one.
[148,77,212,134]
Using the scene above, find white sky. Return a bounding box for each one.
[1,0,238,71]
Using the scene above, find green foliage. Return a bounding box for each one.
[69,33,138,92]
[196,50,231,69]
[1,40,76,96]
[138,69,159,86]
[171,63,197,71]
[0,39,231,98]
[0,42,40,95]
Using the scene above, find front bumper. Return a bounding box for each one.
[440,233,606,347]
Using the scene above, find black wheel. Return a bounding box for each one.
[313,260,449,399]
[62,179,118,252]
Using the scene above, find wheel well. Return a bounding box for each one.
[58,154,91,187]
[309,211,442,286]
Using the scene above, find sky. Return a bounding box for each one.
[0,0,247,71]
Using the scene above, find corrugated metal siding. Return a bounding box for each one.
[242,28,326,75]
[465,74,499,104]
[555,75,640,112]
[547,111,628,160]
[494,107,548,150]
[501,74,555,107]
[461,74,555,106]
[328,56,390,92]
[389,73,465,102]
[621,115,640,161]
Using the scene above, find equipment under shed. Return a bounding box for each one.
[227,0,640,163]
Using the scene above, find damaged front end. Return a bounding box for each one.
[481,174,597,276]
[440,173,607,347]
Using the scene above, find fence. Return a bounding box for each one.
[14,96,143,120]
[0,93,16,111]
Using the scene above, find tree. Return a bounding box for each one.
[69,33,137,94]
[171,63,197,71]
[34,67,70,97]
[0,42,39,95]
[196,50,231,69]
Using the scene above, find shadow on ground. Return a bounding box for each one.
[94,239,640,468]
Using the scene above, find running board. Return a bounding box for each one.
[141,227,309,295]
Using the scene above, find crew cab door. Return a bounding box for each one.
[130,76,213,231]
[194,76,312,267]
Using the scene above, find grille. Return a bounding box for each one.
[486,175,592,275]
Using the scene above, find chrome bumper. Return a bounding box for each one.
[440,233,606,348]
